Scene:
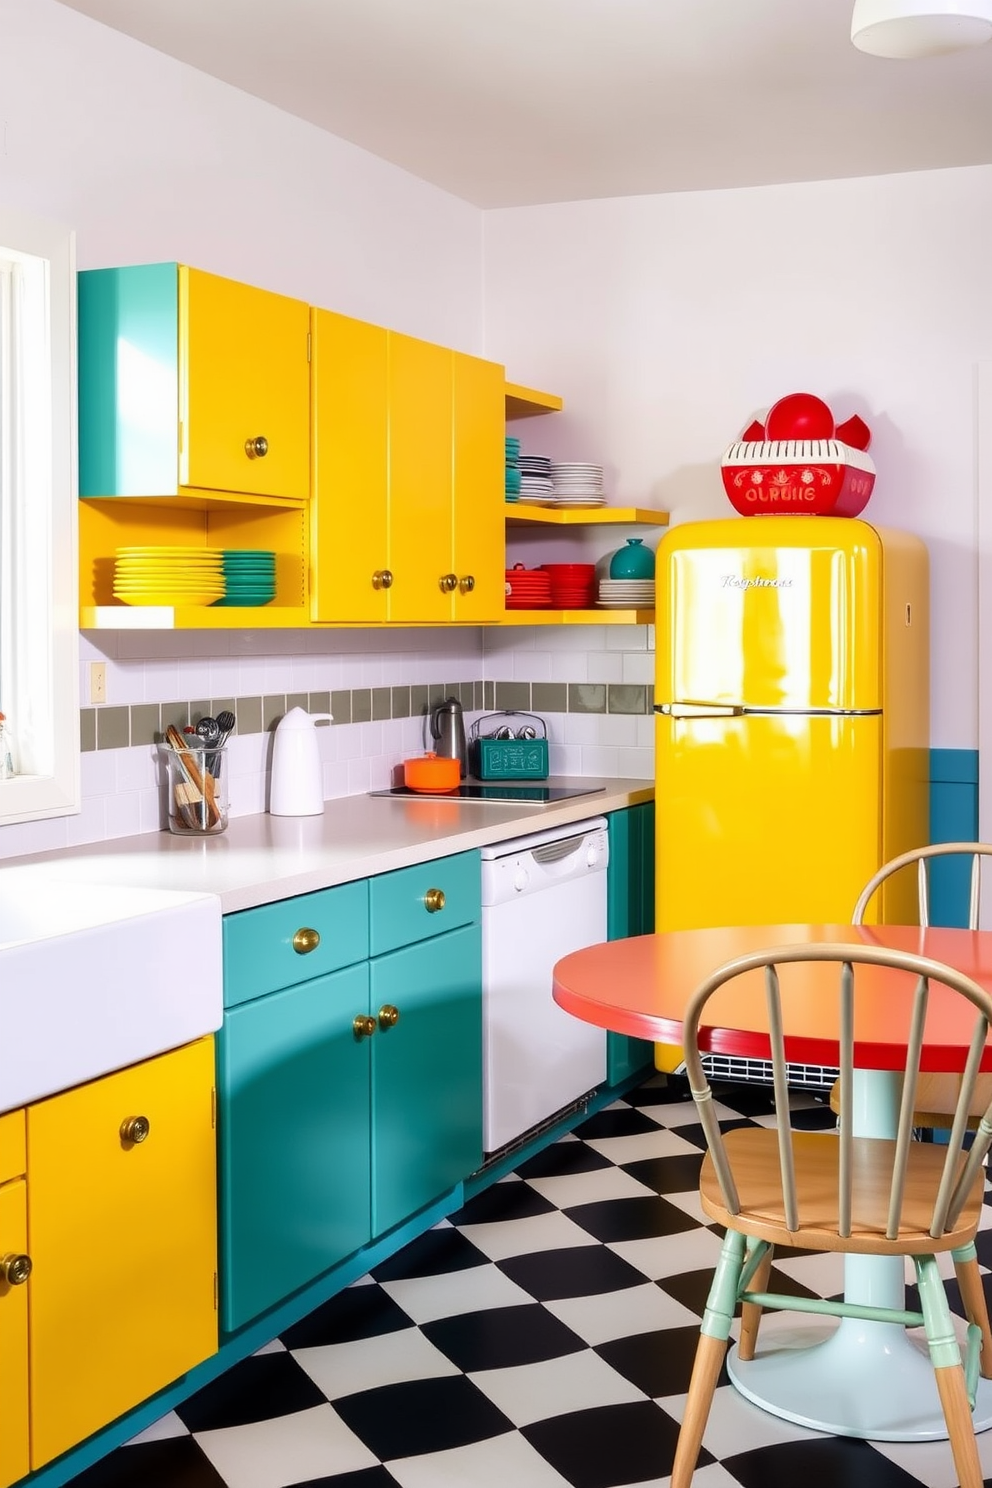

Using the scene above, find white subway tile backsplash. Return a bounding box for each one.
[5,624,658,858]
[581,745,620,776]
[586,652,624,685]
[622,651,654,685]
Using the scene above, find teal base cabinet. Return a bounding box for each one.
[606,803,656,1086]
[371,923,482,1235]
[217,854,483,1335]
[218,962,372,1333]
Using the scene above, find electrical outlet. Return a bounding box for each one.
[89,662,107,705]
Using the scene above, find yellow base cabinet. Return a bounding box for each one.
[0,1112,29,1488]
[24,1037,218,1472]
[310,309,505,625]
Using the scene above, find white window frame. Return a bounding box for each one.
[0,207,79,826]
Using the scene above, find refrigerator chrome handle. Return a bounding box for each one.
[655,702,746,718]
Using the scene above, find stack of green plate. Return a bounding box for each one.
[212,550,277,607]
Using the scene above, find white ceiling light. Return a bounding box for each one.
[851,0,992,56]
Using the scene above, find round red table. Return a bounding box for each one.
[553,923,992,1442]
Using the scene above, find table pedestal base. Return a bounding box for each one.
[728,1316,992,1441]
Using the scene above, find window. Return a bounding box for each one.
[0,207,78,826]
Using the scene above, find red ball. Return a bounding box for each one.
[765,392,835,442]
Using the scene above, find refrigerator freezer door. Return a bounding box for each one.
[655,711,882,932]
[656,517,882,713]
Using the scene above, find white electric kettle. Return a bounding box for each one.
[269,707,332,816]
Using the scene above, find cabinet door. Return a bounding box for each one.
[0,1177,29,1488]
[27,1038,218,1469]
[310,308,390,623]
[217,964,372,1332]
[181,267,310,500]
[451,352,505,623]
[388,332,453,623]
[370,924,482,1236]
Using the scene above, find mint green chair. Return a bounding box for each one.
[672,941,992,1488]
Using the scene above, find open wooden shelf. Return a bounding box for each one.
[505,505,668,527]
[504,382,564,419]
[501,608,655,626]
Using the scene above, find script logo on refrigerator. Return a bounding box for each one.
[720,575,794,590]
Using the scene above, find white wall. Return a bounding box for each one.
[2,0,481,346]
[484,167,992,749]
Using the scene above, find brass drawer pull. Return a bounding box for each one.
[378,1004,400,1030]
[372,569,394,590]
[244,435,269,459]
[0,1253,32,1286]
[120,1115,150,1145]
[353,1014,377,1040]
[424,887,446,913]
[293,927,321,955]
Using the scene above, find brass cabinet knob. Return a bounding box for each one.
[423,887,446,913]
[378,1004,400,1030]
[244,435,269,459]
[439,573,458,593]
[459,575,476,594]
[353,1014,377,1039]
[1,1253,32,1286]
[293,927,321,955]
[120,1115,150,1145]
[372,569,394,591]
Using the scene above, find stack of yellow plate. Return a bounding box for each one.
[113,547,226,607]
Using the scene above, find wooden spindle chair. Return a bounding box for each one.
[672,941,992,1488]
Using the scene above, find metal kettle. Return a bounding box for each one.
[429,696,467,778]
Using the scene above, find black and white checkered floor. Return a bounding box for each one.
[71,1077,992,1488]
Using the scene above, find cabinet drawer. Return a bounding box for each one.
[369,851,480,957]
[0,1109,25,1183]
[223,880,369,1008]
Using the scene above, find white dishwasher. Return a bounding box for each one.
[481,817,609,1154]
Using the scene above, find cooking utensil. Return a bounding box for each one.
[195,716,221,749]
[403,752,461,792]
[215,709,237,748]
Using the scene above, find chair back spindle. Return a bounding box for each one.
[682,943,992,1245]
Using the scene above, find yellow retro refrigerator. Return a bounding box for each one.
[653,515,930,1073]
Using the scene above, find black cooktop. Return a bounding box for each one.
[369,781,606,804]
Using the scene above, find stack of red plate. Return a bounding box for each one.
[540,563,597,608]
[505,565,552,608]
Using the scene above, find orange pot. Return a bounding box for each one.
[403,752,461,792]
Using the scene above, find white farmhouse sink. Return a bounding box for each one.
[0,870,222,1113]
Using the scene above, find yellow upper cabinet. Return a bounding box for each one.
[310,308,390,623]
[78,263,310,504]
[310,310,505,625]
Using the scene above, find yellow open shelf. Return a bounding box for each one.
[500,608,655,626]
[504,382,564,419]
[505,505,668,527]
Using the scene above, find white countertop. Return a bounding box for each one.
[1,779,653,914]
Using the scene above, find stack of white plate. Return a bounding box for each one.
[113,546,226,607]
[518,455,555,505]
[550,462,606,507]
[598,578,656,609]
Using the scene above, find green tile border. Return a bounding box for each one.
[77,678,654,751]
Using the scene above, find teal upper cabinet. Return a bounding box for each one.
[77,263,310,502]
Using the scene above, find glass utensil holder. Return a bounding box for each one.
[165,744,228,835]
